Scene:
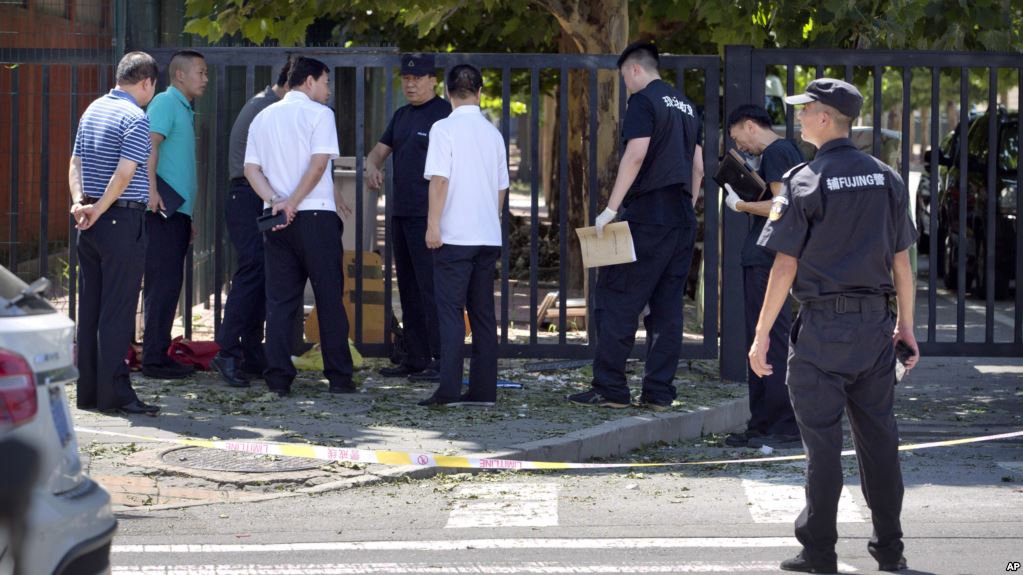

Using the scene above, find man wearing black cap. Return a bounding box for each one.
[366,53,451,382]
[750,78,919,574]
[567,41,702,411]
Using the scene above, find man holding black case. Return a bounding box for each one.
[142,50,207,379]
[723,104,805,449]
[244,57,355,397]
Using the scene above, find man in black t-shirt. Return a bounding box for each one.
[723,104,805,449]
[366,54,452,381]
[567,42,703,411]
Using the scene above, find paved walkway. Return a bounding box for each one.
[70,357,746,510]
[70,354,1023,510]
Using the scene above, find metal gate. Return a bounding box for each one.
[144,47,722,361]
[4,45,1020,374]
[722,47,1023,381]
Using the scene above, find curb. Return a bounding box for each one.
[319,397,749,486]
[113,397,748,511]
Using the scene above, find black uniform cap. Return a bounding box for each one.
[784,78,863,119]
[401,53,435,77]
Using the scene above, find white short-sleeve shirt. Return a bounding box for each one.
[245,90,340,212]
[423,105,509,246]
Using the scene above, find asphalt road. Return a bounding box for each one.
[109,432,1022,574]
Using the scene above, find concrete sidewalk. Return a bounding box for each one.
[69,354,1023,511]
[70,357,748,510]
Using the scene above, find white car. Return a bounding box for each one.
[0,265,116,575]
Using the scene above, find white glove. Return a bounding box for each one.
[724,183,743,212]
[595,207,617,238]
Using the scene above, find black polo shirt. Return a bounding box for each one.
[380,96,451,217]
[758,138,917,302]
[619,79,702,226]
[741,138,805,268]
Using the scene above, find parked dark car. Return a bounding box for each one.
[917,124,963,253]
[936,111,1019,299]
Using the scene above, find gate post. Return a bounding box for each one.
[720,45,753,382]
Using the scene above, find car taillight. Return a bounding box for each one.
[0,348,37,428]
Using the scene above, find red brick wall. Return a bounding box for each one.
[1,1,112,265]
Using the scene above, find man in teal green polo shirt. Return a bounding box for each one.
[142,49,208,379]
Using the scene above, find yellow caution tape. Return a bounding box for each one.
[74,427,1023,470]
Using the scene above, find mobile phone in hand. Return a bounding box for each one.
[894,340,916,383]
[256,211,287,232]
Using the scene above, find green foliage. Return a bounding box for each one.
[182,1,1022,56]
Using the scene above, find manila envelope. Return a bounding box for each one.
[575,221,637,268]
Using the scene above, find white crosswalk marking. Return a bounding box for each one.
[741,471,866,523]
[111,560,857,574]
[445,483,559,528]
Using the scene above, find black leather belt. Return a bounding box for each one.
[231,177,249,185]
[81,197,147,211]
[805,294,889,314]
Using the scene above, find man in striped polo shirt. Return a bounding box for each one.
[69,51,161,416]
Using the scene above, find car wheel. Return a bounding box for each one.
[942,233,959,291]
[975,238,1011,300]
[915,196,929,254]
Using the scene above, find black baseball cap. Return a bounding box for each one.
[401,53,435,77]
[784,78,863,119]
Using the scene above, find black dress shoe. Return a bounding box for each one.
[456,393,495,407]
[211,353,251,388]
[779,552,837,574]
[378,364,419,377]
[417,394,459,407]
[142,361,195,379]
[329,382,358,394]
[407,368,440,382]
[112,400,160,416]
[724,428,763,447]
[748,433,803,449]
[877,555,907,572]
[241,367,266,381]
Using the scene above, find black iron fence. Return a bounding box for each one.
[2,46,1021,378]
[723,48,1023,376]
[142,47,722,361]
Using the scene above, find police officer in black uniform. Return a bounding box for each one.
[723,104,805,449]
[567,42,703,410]
[366,54,451,381]
[750,78,919,574]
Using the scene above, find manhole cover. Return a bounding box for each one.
[162,446,323,473]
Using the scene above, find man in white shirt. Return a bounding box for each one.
[420,64,509,407]
[243,56,354,397]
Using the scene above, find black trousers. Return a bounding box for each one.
[76,206,146,410]
[142,211,191,367]
[392,216,440,369]
[432,244,500,402]
[591,220,696,404]
[217,181,267,370]
[786,297,904,566]
[743,264,798,435]
[264,211,353,391]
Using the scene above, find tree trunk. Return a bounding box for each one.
[536,0,628,296]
